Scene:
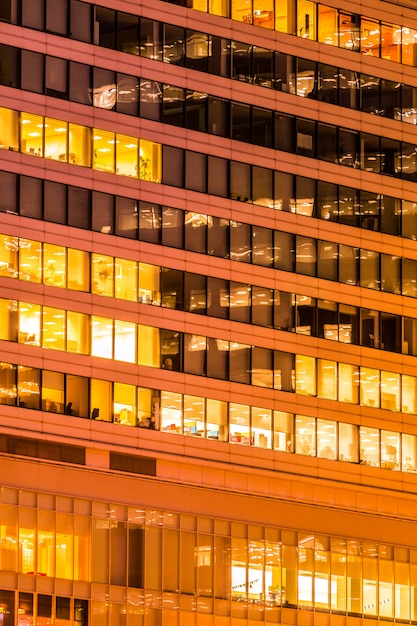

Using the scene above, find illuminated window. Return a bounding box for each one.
[19,509,36,574]
[19,238,42,283]
[273,410,293,452]
[42,306,66,351]
[0,504,18,571]
[0,234,18,278]
[116,134,138,176]
[90,379,112,421]
[139,139,162,182]
[316,419,336,460]
[115,258,138,301]
[232,0,252,23]
[37,511,55,577]
[251,406,271,448]
[338,422,358,463]
[161,391,182,433]
[253,0,274,29]
[44,117,68,161]
[295,414,316,456]
[360,367,380,408]
[318,5,337,45]
[317,359,337,399]
[0,298,17,342]
[381,370,400,411]
[69,123,91,166]
[56,514,73,579]
[138,324,160,367]
[0,107,19,151]
[19,301,41,346]
[338,362,359,403]
[41,370,64,413]
[381,430,400,471]
[93,128,115,172]
[67,311,89,354]
[138,387,159,429]
[183,395,205,436]
[67,248,90,291]
[206,398,227,440]
[17,365,40,410]
[92,253,114,297]
[229,403,251,445]
[295,354,316,395]
[43,243,66,287]
[360,426,379,466]
[91,316,113,359]
[114,382,136,426]
[114,320,136,363]
[21,111,44,156]
[297,0,316,39]
[361,17,380,56]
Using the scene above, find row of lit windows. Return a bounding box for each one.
[3,233,417,358]
[3,38,417,138]
[0,591,87,626]
[166,0,417,66]
[0,108,161,179]
[4,0,417,72]
[3,359,417,472]
[2,299,417,414]
[1,491,417,620]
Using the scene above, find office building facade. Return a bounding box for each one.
[1,0,417,624]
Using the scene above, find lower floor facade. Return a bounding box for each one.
[1,432,417,626]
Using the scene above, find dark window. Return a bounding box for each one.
[70,0,92,42]
[229,344,251,384]
[317,181,338,221]
[163,24,184,66]
[128,526,144,588]
[110,452,156,475]
[21,50,44,94]
[116,12,139,54]
[208,35,230,76]
[207,337,228,380]
[92,191,114,234]
[359,190,379,230]
[161,330,181,371]
[339,186,359,227]
[252,286,273,327]
[185,211,207,253]
[93,68,116,111]
[115,197,138,239]
[207,216,229,257]
[361,133,381,173]
[46,0,68,34]
[95,6,116,48]
[338,128,359,168]
[252,347,273,387]
[44,181,66,225]
[207,156,228,198]
[207,277,229,319]
[0,363,17,406]
[232,41,251,82]
[274,351,294,391]
[208,96,229,137]
[230,161,251,202]
[338,68,359,108]
[274,171,293,212]
[231,102,250,142]
[139,78,161,121]
[45,56,68,99]
[339,244,358,285]
[117,73,139,116]
[274,290,293,331]
[0,171,17,214]
[185,90,207,132]
[18,366,40,410]
[162,84,184,126]
[161,268,183,310]
[295,176,315,217]
[275,52,295,93]
[381,195,400,236]
[162,146,184,187]
[317,123,337,163]
[140,17,162,61]
[68,187,90,230]
[21,0,44,29]
[139,202,161,244]
[252,46,273,88]
[274,113,294,152]
[0,44,18,87]
[252,225,273,267]
[184,333,206,375]
[56,598,71,621]
[38,596,52,618]
[185,151,206,192]
[0,0,13,22]
[184,273,206,314]
[380,78,400,118]
[360,74,380,114]
[274,231,294,271]
[317,300,337,338]
[317,241,338,280]
[186,30,209,72]
[19,176,43,219]
[230,221,251,263]
[360,249,380,289]
[74,600,88,626]
[162,207,183,248]
[296,236,316,276]
[296,118,315,157]
[69,62,91,105]
[230,282,250,323]
[317,63,338,104]
[252,107,273,147]
[381,254,401,295]
[381,137,400,176]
